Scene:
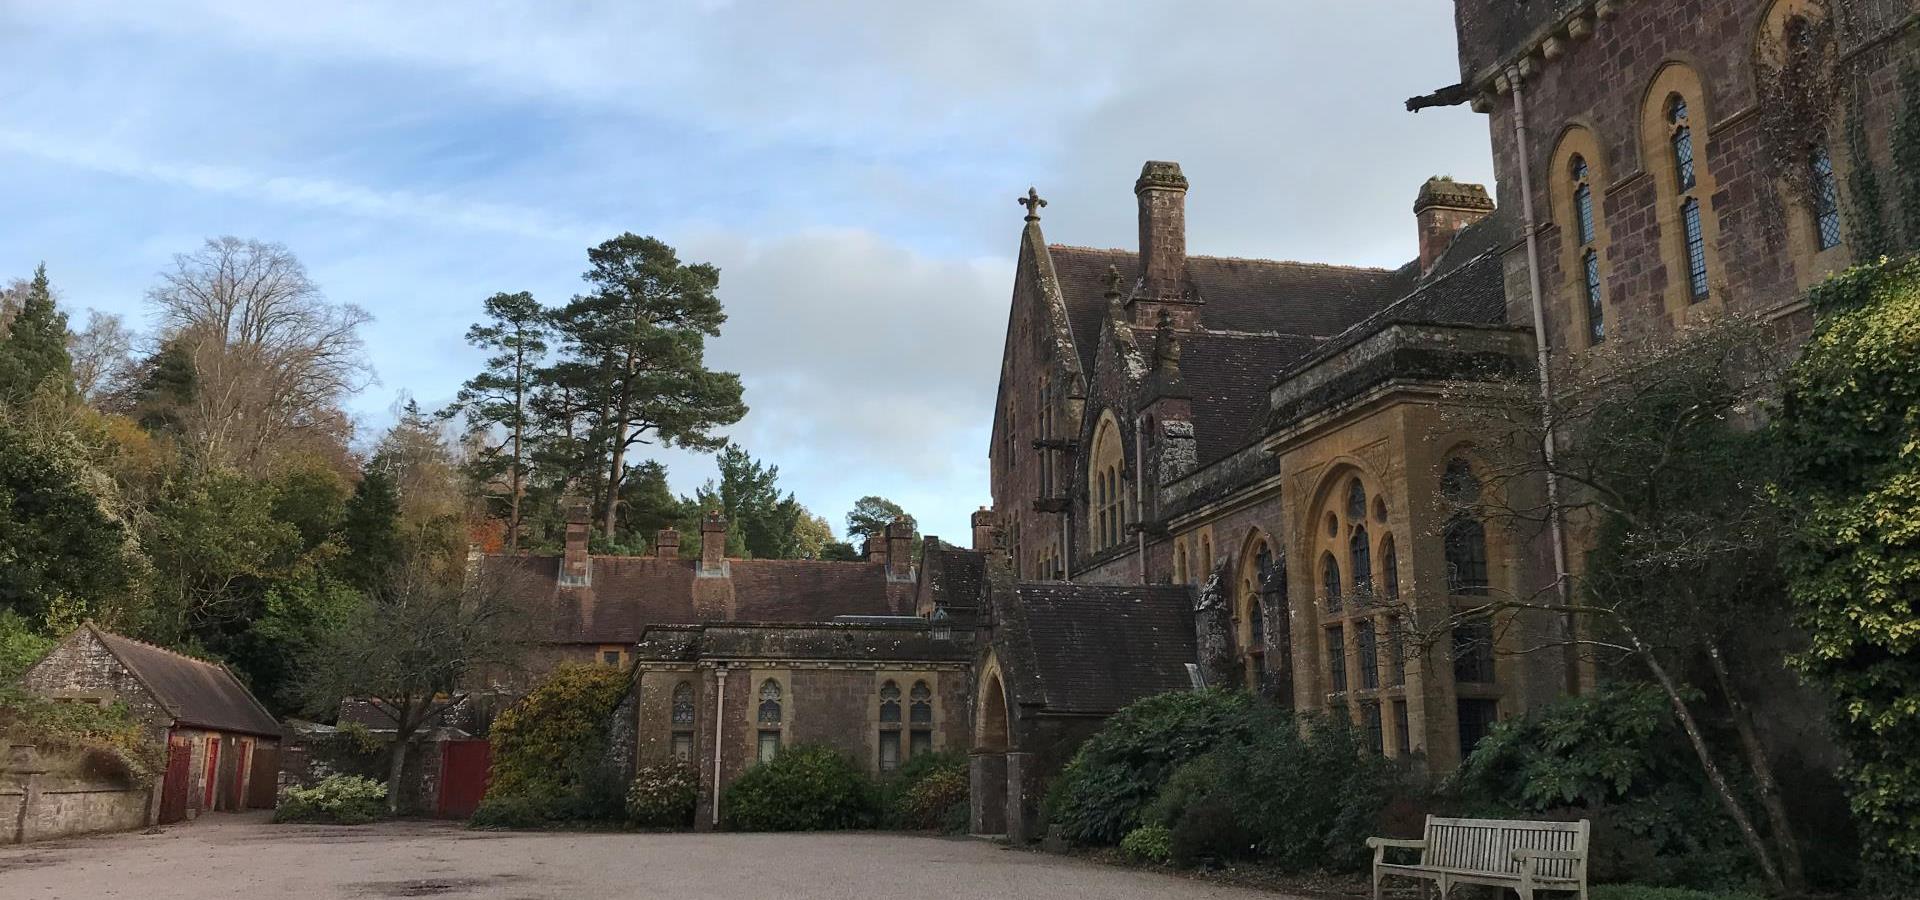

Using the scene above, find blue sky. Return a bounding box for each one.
[0,1,1494,543]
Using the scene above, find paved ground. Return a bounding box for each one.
[0,812,1303,900]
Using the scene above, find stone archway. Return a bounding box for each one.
[970,663,1012,836]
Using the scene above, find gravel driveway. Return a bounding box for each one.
[0,812,1305,900]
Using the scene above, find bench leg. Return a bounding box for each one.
[1371,868,1381,900]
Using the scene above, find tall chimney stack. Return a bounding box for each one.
[1414,177,1494,274]
[699,510,727,573]
[864,534,887,564]
[1133,161,1195,327]
[654,527,680,559]
[971,507,997,553]
[560,498,591,586]
[885,519,915,582]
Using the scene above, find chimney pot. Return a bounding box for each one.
[560,498,591,587]
[655,527,681,559]
[1133,160,1197,328]
[1413,177,1495,274]
[864,535,887,564]
[971,507,997,553]
[699,510,727,572]
[885,518,914,581]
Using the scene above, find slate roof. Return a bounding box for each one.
[482,555,913,644]
[88,625,281,738]
[1003,583,1196,715]
[631,623,972,663]
[1177,331,1321,465]
[924,548,986,609]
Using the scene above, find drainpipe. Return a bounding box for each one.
[1133,413,1148,584]
[1506,66,1577,678]
[710,665,727,827]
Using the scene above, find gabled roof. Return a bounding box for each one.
[86,624,281,738]
[1001,583,1195,715]
[482,555,914,644]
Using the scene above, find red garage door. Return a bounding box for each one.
[436,740,491,819]
[159,737,192,824]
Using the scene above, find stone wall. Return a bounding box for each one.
[2,769,155,844]
[18,631,171,740]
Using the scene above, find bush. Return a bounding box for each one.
[0,683,163,784]
[469,791,568,829]
[900,766,969,832]
[1589,887,1765,900]
[487,664,629,799]
[627,763,699,828]
[1120,824,1172,865]
[1046,689,1252,845]
[274,774,388,825]
[722,744,879,831]
[1149,709,1401,873]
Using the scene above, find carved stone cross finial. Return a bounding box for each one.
[1018,187,1047,222]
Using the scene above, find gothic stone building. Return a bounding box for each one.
[981,0,1916,792]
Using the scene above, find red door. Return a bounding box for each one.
[231,739,252,809]
[436,740,491,819]
[159,737,192,824]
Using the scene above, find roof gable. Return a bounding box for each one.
[1003,582,1196,714]
[87,625,281,737]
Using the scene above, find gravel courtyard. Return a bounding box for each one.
[0,813,1305,900]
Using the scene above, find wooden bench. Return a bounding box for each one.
[1366,815,1589,899]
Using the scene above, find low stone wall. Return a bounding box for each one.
[3,775,155,844]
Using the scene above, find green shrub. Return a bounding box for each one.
[274,775,388,825]
[469,791,568,829]
[627,763,699,828]
[722,744,879,831]
[1046,689,1252,845]
[1120,824,1173,865]
[1590,887,1766,900]
[1150,709,1400,873]
[487,664,629,799]
[0,683,164,784]
[899,766,969,832]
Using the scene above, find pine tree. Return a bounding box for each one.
[448,291,548,550]
[548,234,746,539]
[341,468,402,591]
[0,264,73,403]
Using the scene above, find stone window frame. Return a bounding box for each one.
[1550,125,1612,347]
[1641,62,1724,319]
[1755,0,1855,284]
[1173,537,1190,584]
[754,674,787,763]
[668,678,697,763]
[597,644,628,667]
[1234,530,1282,691]
[874,672,939,772]
[1087,411,1128,552]
[1436,451,1508,756]
[1309,468,1408,753]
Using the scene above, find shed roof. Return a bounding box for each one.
[87,625,281,738]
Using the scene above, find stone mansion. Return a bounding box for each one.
[484,0,1916,840]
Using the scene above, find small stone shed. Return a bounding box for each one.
[19,623,284,823]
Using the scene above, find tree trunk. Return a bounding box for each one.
[1706,640,1805,892]
[1637,638,1786,894]
[385,732,409,816]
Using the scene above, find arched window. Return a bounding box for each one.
[1441,457,1483,506]
[1670,96,1696,191]
[1570,153,1606,344]
[1444,518,1490,596]
[1380,534,1400,600]
[1346,479,1367,521]
[1810,145,1843,250]
[757,680,783,725]
[909,681,933,725]
[671,682,695,725]
[1174,541,1189,584]
[1322,551,1342,613]
[879,681,901,723]
[1681,197,1709,301]
[1350,523,1372,597]
[1088,415,1127,551]
[1666,94,1711,302]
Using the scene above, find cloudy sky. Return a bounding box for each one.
[0,1,1493,542]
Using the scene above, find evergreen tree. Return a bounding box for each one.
[713,444,802,560]
[0,421,144,627]
[0,265,73,402]
[547,234,746,539]
[618,460,686,551]
[341,468,402,590]
[448,291,548,550]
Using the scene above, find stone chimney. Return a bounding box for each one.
[864,535,887,564]
[699,510,727,574]
[1132,161,1198,328]
[560,499,591,587]
[1414,177,1494,274]
[971,507,996,553]
[654,527,680,559]
[885,519,915,582]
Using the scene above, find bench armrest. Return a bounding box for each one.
[1511,848,1584,861]
[1367,838,1427,850]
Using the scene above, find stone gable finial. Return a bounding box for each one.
[1018,186,1047,222]
[1103,264,1123,300]
[1153,308,1182,374]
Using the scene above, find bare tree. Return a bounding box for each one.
[146,237,371,471]
[298,556,534,813]
[1392,313,1803,894]
[69,310,135,403]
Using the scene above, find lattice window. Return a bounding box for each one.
[1362,701,1384,754]
[1453,618,1497,684]
[1444,517,1490,596]
[1322,551,1343,613]
[1457,698,1500,760]
[1811,146,1843,250]
[1683,198,1709,301]
[671,681,695,726]
[1381,535,1400,600]
[909,681,932,725]
[1326,625,1347,693]
[1357,620,1380,691]
[757,679,783,725]
[1670,96,1696,191]
[1572,155,1596,245]
[1584,249,1606,344]
[879,681,901,724]
[1349,524,1372,597]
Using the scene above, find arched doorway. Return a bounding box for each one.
[971,662,1012,836]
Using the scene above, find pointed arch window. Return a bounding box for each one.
[1380,534,1400,600]
[909,681,933,725]
[1670,96,1696,191]
[1321,551,1343,613]
[1350,524,1373,597]
[1346,479,1367,521]
[670,680,696,762]
[879,681,901,724]
[757,680,783,725]
[1250,542,1273,647]
[1811,146,1843,250]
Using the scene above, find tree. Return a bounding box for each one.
[297,556,532,813]
[546,234,746,538]
[340,468,402,591]
[447,292,548,550]
[0,265,73,403]
[618,460,685,551]
[789,511,835,560]
[146,237,369,472]
[69,310,134,403]
[710,444,803,559]
[145,469,303,648]
[846,495,915,543]
[1426,313,1803,893]
[1777,257,1920,890]
[0,420,147,629]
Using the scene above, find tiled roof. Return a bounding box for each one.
[1176,331,1321,465]
[927,548,986,609]
[89,625,281,737]
[631,623,972,663]
[482,555,913,644]
[1004,583,1196,714]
